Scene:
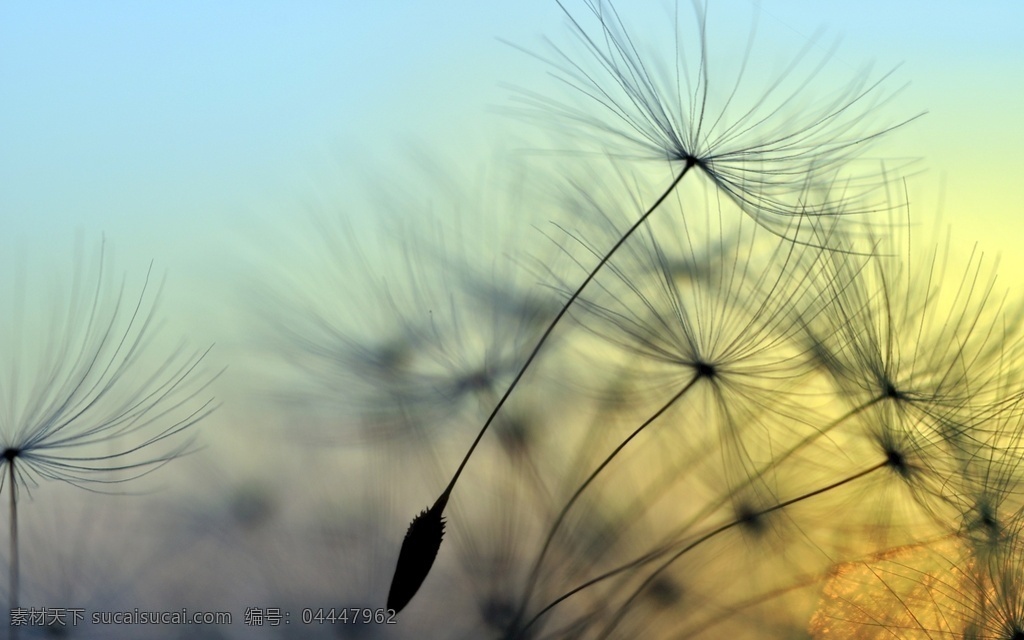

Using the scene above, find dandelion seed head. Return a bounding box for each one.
[734,501,767,537]
[0,241,215,492]
[694,360,717,380]
[452,367,499,397]
[964,499,1005,553]
[881,379,904,401]
[644,576,683,609]
[882,446,908,477]
[479,595,518,634]
[509,0,921,234]
[495,414,534,459]
[228,483,275,532]
[557,167,834,414]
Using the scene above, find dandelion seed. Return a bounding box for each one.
[387,497,446,614]
[0,240,216,624]
[508,0,921,229]
[379,0,937,628]
[506,180,846,627]
[803,215,1024,477]
[264,176,565,450]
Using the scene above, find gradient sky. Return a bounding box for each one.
[5,5,1023,625]
[1,4,1023,623]
[1,0,1022,351]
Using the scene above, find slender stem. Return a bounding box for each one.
[514,372,702,625]
[393,162,696,616]
[594,460,890,639]
[8,461,17,640]
[437,160,696,506]
[517,394,886,634]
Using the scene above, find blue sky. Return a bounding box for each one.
[1,0,1022,346]
[3,5,1023,627]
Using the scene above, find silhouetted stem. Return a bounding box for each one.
[594,459,889,639]
[389,161,697,615]
[443,159,697,499]
[8,461,18,640]
[514,372,702,626]
[520,395,888,634]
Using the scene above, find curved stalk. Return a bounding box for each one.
[518,395,887,634]
[8,459,18,640]
[441,159,697,501]
[389,161,697,614]
[513,372,702,627]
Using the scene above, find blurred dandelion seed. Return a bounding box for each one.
[0,241,216,626]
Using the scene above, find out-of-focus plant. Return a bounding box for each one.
[0,241,216,635]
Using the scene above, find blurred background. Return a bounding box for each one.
[1,1,1022,637]
[2,0,1022,287]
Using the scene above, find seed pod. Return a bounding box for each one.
[387,499,447,613]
